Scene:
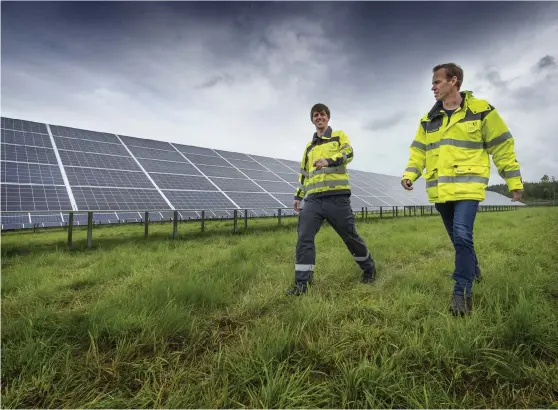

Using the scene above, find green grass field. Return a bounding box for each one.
[2,207,558,408]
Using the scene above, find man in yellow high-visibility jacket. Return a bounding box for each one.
[401,63,524,316]
[286,103,376,296]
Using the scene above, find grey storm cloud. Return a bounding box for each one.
[1,1,557,183]
[536,55,557,71]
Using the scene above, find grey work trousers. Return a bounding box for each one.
[295,194,375,283]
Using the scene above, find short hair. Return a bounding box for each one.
[310,103,330,120]
[433,63,464,89]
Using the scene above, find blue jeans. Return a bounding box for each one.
[435,200,480,297]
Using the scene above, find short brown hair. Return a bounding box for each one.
[310,103,330,120]
[433,63,464,89]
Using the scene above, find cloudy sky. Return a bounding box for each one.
[2,1,557,184]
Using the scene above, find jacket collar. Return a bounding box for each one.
[427,90,472,120]
[312,126,332,142]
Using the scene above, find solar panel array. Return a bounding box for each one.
[1,116,521,230]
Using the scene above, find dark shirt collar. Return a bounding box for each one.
[312,126,332,141]
[427,91,467,120]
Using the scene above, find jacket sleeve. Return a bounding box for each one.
[482,107,523,191]
[294,144,310,201]
[402,121,427,182]
[326,131,354,167]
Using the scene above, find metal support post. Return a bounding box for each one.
[201,210,205,232]
[233,209,238,233]
[68,212,74,247]
[278,208,282,226]
[172,210,178,238]
[244,209,248,229]
[87,211,93,249]
[144,211,149,237]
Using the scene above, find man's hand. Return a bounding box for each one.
[293,200,301,212]
[401,179,413,191]
[511,189,523,202]
[314,158,329,169]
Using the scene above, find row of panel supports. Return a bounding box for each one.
[65,205,519,248]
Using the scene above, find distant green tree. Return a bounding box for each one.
[487,175,558,202]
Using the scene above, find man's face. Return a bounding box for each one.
[312,110,329,129]
[431,68,456,101]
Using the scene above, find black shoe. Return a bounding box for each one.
[449,293,472,316]
[286,282,308,296]
[361,267,376,283]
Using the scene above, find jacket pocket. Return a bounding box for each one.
[454,164,487,175]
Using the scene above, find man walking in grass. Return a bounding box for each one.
[401,63,524,316]
[286,103,376,296]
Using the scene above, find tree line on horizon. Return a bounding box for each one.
[487,175,557,202]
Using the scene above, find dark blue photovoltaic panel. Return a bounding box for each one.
[49,125,119,144]
[65,166,153,188]
[1,129,53,148]
[241,169,283,182]
[128,145,187,162]
[30,214,64,224]
[0,212,30,225]
[358,196,393,206]
[349,185,371,196]
[196,164,246,179]
[53,136,130,156]
[71,187,169,211]
[258,161,294,174]
[209,177,264,193]
[250,155,295,173]
[270,194,295,208]
[1,143,58,165]
[173,143,218,157]
[275,172,298,184]
[114,212,143,222]
[224,192,284,209]
[214,149,252,161]
[119,134,173,151]
[138,158,201,175]
[184,153,231,167]
[58,150,140,171]
[226,158,267,171]
[150,173,217,191]
[163,190,235,210]
[1,184,72,211]
[276,159,299,171]
[1,117,48,134]
[252,180,294,193]
[1,161,65,185]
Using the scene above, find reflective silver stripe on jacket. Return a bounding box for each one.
[295,264,315,271]
[305,179,350,191]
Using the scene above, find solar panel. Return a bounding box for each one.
[162,190,235,210]
[64,167,153,188]
[1,115,523,228]
[2,184,73,211]
[1,162,65,185]
[1,129,52,147]
[71,187,169,211]
[150,173,218,191]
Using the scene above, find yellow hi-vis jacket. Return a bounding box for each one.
[402,90,523,203]
[295,126,354,200]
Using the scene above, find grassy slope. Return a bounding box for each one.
[1,207,558,408]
